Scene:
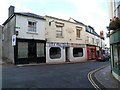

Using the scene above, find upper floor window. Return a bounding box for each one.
[92,38,94,44]
[76,27,82,38]
[96,39,99,46]
[87,36,90,43]
[56,22,64,38]
[28,21,37,32]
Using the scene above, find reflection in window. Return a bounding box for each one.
[28,21,36,32]
[18,42,28,58]
[113,44,119,69]
[37,43,45,57]
[73,48,83,57]
[50,47,61,59]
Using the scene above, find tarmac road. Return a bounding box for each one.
[2,60,109,88]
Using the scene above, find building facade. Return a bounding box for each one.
[0,25,2,63]
[108,0,120,81]
[2,6,46,64]
[45,16,87,63]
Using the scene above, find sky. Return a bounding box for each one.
[0,0,110,47]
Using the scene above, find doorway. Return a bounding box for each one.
[65,47,70,62]
[28,42,36,62]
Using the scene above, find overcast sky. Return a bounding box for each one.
[0,0,110,46]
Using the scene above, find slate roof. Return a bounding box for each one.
[3,12,45,25]
[72,19,85,26]
[15,12,45,20]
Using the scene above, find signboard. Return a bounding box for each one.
[12,35,16,46]
[46,43,85,47]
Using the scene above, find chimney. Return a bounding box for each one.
[8,6,15,17]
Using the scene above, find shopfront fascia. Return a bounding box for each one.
[46,42,86,63]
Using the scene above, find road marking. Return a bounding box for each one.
[87,64,109,90]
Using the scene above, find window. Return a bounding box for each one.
[50,47,61,59]
[87,36,90,43]
[56,26,63,37]
[28,21,37,32]
[37,43,45,57]
[92,38,94,44]
[73,48,83,57]
[18,42,28,58]
[56,22,64,37]
[96,39,99,46]
[113,44,120,69]
[76,27,82,38]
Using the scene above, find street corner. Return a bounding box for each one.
[94,65,120,88]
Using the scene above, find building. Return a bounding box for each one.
[0,25,2,63]
[108,0,120,81]
[45,16,87,63]
[2,6,46,64]
[85,26,105,60]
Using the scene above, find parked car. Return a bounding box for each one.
[96,54,109,61]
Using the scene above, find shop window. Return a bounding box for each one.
[18,42,28,58]
[37,43,45,57]
[50,47,61,59]
[91,49,95,58]
[73,48,83,57]
[113,44,119,69]
[28,21,37,32]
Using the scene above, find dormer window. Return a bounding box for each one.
[28,21,37,32]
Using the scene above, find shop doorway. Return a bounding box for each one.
[65,47,70,62]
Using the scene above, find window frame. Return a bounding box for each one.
[49,47,61,59]
[73,47,83,57]
[76,27,82,38]
[28,20,37,33]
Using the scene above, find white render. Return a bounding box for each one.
[45,16,86,44]
[16,15,46,40]
[45,16,87,63]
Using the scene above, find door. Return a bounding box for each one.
[28,42,36,62]
[65,47,70,62]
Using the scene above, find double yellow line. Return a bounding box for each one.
[87,64,109,90]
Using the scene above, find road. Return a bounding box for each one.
[2,61,109,88]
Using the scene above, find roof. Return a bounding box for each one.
[86,25,101,37]
[72,19,85,26]
[3,12,45,25]
[15,12,45,20]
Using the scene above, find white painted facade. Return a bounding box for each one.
[16,15,46,40]
[45,16,87,63]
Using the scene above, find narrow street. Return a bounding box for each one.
[2,61,109,88]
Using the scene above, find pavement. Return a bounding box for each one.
[95,65,120,89]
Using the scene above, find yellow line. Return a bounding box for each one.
[87,64,109,90]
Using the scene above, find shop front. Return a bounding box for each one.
[14,38,46,64]
[46,43,87,63]
[110,29,120,81]
[86,45,96,60]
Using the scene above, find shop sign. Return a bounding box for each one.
[12,35,16,46]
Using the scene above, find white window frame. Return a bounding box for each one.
[28,20,37,33]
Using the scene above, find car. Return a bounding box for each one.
[96,54,109,61]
